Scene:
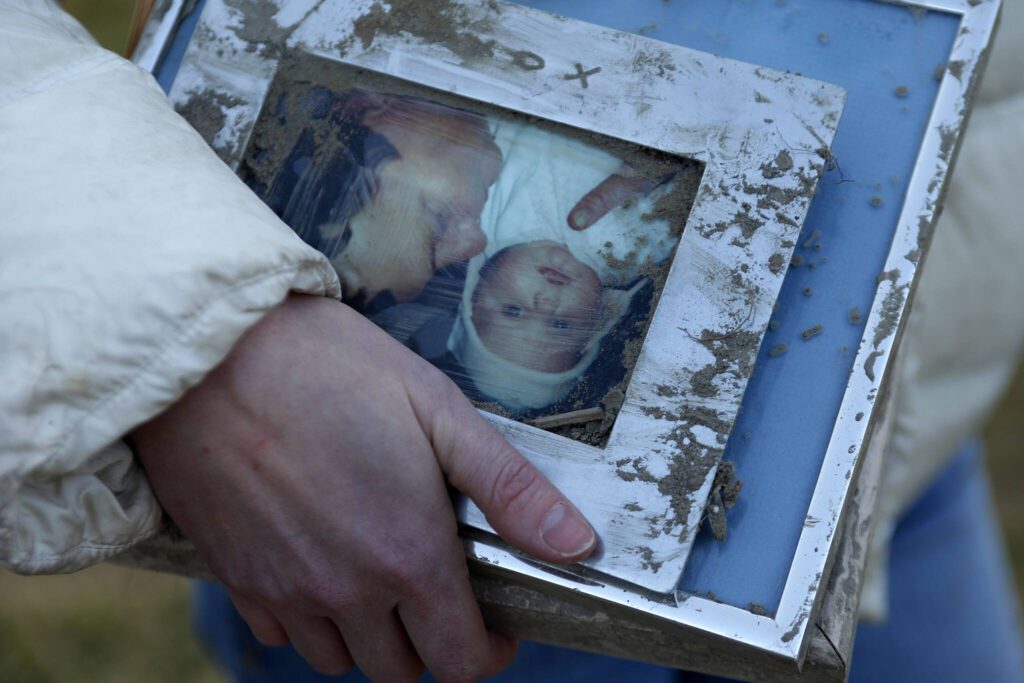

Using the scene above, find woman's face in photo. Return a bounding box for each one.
[472,241,604,373]
[341,100,503,304]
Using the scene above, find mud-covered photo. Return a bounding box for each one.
[239,59,702,441]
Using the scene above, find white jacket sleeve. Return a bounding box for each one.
[0,0,341,574]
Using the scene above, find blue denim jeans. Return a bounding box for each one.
[192,439,1023,682]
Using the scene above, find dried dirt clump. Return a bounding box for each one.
[352,0,498,63]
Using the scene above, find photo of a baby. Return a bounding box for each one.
[450,120,682,414]
[239,59,702,440]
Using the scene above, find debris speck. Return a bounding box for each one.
[870,196,885,208]
[948,60,966,81]
[801,324,824,340]
[849,307,862,324]
[802,286,813,297]
[769,320,781,331]
[775,150,794,172]
[894,85,910,98]
[706,463,743,541]
[818,32,828,45]
[802,228,822,249]
[707,490,728,540]
[769,343,788,357]
[791,254,805,267]
[855,412,864,421]
[865,349,884,381]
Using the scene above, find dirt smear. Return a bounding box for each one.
[705,461,742,540]
[222,0,324,58]
[864,350,884,382]
[175,91,245,162]
[350,0,498,63]
[617,326,758,539]
[871,270,908,349]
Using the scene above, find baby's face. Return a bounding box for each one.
[472,241,604,373]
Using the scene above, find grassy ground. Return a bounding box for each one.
[0,9,223,683]
[983,366,1024,597]
[2,4,1020,682]
[62,0,135,55]
[0,564,221,683]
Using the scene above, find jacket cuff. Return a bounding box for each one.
[0,2,341,573]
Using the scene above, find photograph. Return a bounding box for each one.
[239,58,703,440]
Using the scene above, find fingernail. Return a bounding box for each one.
[540,503,595,557]
[568,208,590,230]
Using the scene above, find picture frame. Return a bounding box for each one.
[168,0,844,596]
[120,0,1001,679]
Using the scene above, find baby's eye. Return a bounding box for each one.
[550,318,570,330]
[502,304,523,318]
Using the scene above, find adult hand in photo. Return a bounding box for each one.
[567,165,664,231]
[131,294,596,682]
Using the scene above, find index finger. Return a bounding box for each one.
[398,536,518,683]
[567,173,661,231]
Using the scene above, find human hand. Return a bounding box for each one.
[567,165,664,231]
[131,294,595,682]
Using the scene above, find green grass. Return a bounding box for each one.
[983,363,1024,598]
[62,0,136,54]
[0,564,222,683]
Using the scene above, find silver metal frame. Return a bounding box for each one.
[779,0,1001,664]
[131,0,191,74]
[131,0,1000,675]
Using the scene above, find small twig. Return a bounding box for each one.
[529,408,605,430]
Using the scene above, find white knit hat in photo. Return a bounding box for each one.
[447,252,643,413]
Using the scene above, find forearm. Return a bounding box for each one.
[0,0,340,574]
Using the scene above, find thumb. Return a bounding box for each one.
[426,387,596,564]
